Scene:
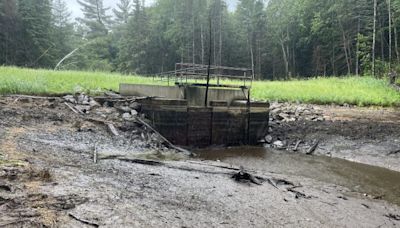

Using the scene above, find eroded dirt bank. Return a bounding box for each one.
[0,95,400,227]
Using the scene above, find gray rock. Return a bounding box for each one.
[77,94,89,105]
[63,95,76,103]
[118,106,132,113]
[265,135,273,144]
[130,110,138,116]
[273,140,285,149]
[129,102,141,110]
[122,113,132,120]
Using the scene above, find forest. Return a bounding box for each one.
[0,0,398,80]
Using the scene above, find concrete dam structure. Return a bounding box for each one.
[120,84,269,148]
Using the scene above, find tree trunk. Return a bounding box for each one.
[372,0,377,77]
[356,16,360,76]
[395,22,400,64]
[339,19,351,75]
[388,0,392,70]
[280,38,289,79]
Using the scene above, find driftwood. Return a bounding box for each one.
[388,149,400,156]
[232,167,263,185]
[64,102,83,114]
[106,123,119,136]
[385,213,400,221]
[136,117,191,155]
[68,213,99,227]
[306,140,319,155]
[93,144,97,164]
[293,140,302,151]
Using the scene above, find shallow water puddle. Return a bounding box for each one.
[194,147,400,206]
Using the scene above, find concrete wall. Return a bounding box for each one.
[120,84,184,99]
[120,84,248,106]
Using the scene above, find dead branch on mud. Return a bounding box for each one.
[64,102,83,114]
[293,140,302,151]
[68,213,99,227]
[232,167,263,185]
[106,123,120,136]
[387,149,400,156]
[306,140,320,155]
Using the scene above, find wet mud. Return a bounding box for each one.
[0,96,399,227]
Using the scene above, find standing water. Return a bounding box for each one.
[195,146,400,206]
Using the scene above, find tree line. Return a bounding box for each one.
[0,0,398,80]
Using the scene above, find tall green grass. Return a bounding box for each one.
[0,66,399,106]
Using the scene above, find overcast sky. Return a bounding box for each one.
[67,0,238,20]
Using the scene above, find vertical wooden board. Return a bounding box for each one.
[226,108,247,146]
[187,107,212,147]
[248,111,269,144]
[211,109,230,145]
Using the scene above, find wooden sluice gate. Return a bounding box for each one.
[120,84,269,148]
[120,63,269,148]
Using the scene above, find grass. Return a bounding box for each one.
[0,66,399,106]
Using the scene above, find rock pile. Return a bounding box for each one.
[263,102,326,150]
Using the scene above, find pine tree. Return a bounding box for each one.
[113,0,132,25]
[52,0,74,67]
[77,0,111,38]
[0,0,19,65]
[17,0,54,67]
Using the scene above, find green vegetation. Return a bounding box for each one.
[1,66,399,106]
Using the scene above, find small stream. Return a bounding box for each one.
[194,146,400,206]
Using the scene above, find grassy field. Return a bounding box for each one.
[0,66,399,106]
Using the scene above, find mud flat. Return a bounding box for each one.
[0,96,399,227]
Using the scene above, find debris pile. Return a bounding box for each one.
[61,92,189,155]
[262,102,325,152]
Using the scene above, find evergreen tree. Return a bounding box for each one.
[17,0,54,67]
[52,0,74,67]
[77,0,111,38]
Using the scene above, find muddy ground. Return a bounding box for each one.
[0,95,400,227]
[267,102,400,172]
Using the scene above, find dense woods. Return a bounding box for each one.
[0,0,399,79]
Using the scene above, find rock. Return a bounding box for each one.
[122,113,132,120]
[118,106,132,113]
[130,110,138,116]
[89,98,100,107]
[273,140,285,149]
[77,94,89,105]
[265,135,273,144]
[129,102,141,110]
[63,95,76,103]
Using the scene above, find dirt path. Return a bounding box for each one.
[0,96,400,227]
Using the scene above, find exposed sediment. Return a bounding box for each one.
[0,95,399,227]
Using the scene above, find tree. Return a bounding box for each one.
[52,0,74,68]
[0,0,19,65]
[77,0,111,38]
[17,0,55,67]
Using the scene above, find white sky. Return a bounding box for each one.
[66,0,237,20]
